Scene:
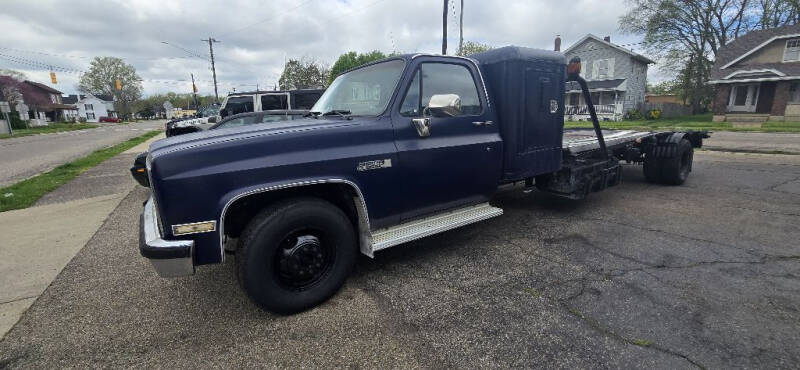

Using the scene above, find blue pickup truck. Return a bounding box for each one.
[140,46,707,313]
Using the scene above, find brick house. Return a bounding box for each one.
[0,76,78,126]
[709,23,800,123]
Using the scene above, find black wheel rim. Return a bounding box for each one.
[273,229,335,291]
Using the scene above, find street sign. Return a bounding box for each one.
[0,101,9,113]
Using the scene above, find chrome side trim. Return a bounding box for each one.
[218,179,372,261]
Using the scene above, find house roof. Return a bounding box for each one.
[710,23,800,83]
[563,34,655,64]
[24,80,62,94]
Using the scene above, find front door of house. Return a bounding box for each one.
[728,84,760,113]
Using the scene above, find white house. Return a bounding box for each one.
[560,34,655,121]
[64,94,116,123]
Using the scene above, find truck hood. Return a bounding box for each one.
[148,117,355,157]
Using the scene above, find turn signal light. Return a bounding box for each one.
[172,221,216,236]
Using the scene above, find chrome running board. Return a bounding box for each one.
[370,203,503,253]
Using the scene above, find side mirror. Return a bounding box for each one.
[427,94,461,117]
[207,116,217,123]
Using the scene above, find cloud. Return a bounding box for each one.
[0,0,666,96]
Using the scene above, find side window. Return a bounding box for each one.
[399,71,421,116]
[226,96,255,115]
[399,63,482,117]
[261,94,288,110]
[291,92,322,110]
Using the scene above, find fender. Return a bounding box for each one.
[217,177,372,261]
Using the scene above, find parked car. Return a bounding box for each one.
[218,89,323,119]
[139,47,708,314]
[99,116,122,123]
[131,110,309,186]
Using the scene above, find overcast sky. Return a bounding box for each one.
[0,0,659,97]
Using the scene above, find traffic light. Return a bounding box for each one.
[50,71,57,84]
[115,79,122,90]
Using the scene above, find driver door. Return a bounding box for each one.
[391,59,502,221]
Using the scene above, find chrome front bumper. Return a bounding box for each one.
[139,197,195,277]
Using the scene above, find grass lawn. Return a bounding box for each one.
[0,130,160,212]
[0,123,99,139]
[565,113,800,133]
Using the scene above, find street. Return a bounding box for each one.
[0,149,797,368]
[0,120,164,187]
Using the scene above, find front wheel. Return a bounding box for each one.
[236,198,357,314]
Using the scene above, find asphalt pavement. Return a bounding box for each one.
[0,120,164,187]
[0,149,797,368]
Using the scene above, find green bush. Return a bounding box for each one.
[625,109,643,120]
[647,108,662,120]
[8,112,27,129]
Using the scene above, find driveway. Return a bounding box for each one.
[0,151,798,368]
[0,120,164,187]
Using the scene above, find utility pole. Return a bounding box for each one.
[442,0,448,55]
[190,73,199,109]
[202,37,221,103]
[459,0,464,55]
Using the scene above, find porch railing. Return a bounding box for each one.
[564,104,619,115]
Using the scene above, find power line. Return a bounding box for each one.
[0,46,199,61]
[160,41,209,61]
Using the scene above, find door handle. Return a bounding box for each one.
[411,118,431,137]
[472,120,494,126]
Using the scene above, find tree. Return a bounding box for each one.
[0,69,26,112]
[755,0,800,28]
[456,40,492,56]
[278,58,329,90]
[620,0,752,113]
[79,57,143,119]
[328,51,387,84]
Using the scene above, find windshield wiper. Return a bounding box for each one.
[321,109,353,120]
[307,111,322,118]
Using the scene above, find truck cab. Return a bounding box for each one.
[140,47,702,314]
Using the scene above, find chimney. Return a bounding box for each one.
[603,36,611,42]
[554,35,561,52]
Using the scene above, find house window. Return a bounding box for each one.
[592,58,615,80]
[86,112,96,120]
[790,82,800,103]
[84,103,94,111]
[785,39,800,62]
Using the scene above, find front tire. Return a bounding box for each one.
[236,198,357,314]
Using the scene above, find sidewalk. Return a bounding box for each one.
[703,131,800,154]
[0,133,163,339]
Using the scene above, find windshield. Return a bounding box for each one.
[310,59,405,116]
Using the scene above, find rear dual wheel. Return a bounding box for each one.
[643,138,693,185]
[236,198,357,314]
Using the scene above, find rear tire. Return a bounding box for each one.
[643,138,693,185]
[236,198,357,314]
